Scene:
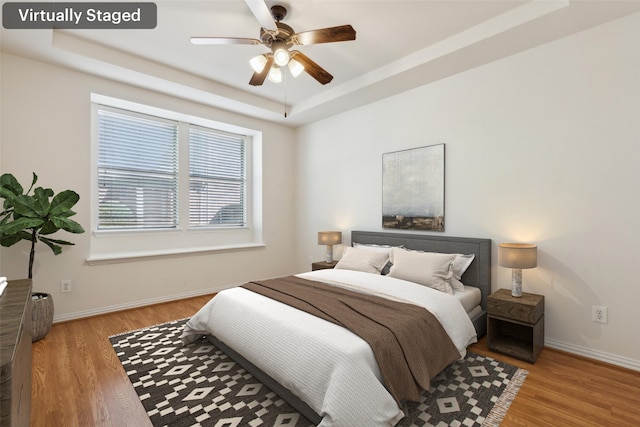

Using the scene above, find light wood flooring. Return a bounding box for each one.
[31,295,640,426]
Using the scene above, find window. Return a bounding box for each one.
[189,127,246,227]
[96,106,247,231]
[97,109,179,230]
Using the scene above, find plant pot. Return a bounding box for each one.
[32,292,54,342]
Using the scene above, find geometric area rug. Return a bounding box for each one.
[109,318,528,427]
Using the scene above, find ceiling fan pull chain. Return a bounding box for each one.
[284,70,288,118]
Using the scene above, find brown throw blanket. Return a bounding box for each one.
[242,275,461,405]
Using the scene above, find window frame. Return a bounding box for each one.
[88,94,263,264]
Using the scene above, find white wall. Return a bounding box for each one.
[0,53,297,320]
[294,13,640,368]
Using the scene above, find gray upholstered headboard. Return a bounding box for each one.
[351,230,491,337]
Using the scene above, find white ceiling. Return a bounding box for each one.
[2,1,639,127]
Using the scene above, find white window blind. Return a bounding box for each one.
[97,108,178,230]
[189,127,246,227]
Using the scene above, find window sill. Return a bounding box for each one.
[86,243,266,265]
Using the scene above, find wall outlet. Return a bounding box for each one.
[592,305,608,324]
[60,279,72,293]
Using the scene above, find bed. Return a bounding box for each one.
[181,231,491,426]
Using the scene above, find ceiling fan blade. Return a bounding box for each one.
[244,0,278,32]
[291,51,333,85]
[249,55,274,86]
[293,25,356,45]
[190,37,261,45]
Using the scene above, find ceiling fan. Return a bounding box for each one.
[190,0,356,86]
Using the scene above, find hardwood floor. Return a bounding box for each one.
[31,295,214,427]
[470,340,640,426]
[32,296,640,426]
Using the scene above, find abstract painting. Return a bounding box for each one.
[382,144,445,231]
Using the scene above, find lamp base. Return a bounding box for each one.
[325,245,334,263]
[511,269,523,297]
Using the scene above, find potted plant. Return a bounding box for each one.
[0,172,85,341]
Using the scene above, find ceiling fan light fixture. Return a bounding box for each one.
[249,54,268,73]
[191,2,356,87]
[268,65,283,83]
[288,58,304,78]
[273,47,290,67]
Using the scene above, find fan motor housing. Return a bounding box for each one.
[260,22,295,44]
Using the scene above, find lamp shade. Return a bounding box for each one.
[249,54,267,73]
[268,66,282,83]
[288,58,304,77]
[498,243,537,269]
[318,231,342,246]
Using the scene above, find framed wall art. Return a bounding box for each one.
[382,143,445,231]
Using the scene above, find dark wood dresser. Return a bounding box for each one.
[0,279,32,427]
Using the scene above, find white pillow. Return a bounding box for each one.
[388,249,474,291]
[388,247,456,294]
[353,243,402,275]
[452,253,475,280]
[449,276,465,292]
[335,246,390,274]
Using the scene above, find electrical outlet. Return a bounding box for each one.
[592,305,608,324]
[60,279,72,293]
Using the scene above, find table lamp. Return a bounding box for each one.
[318,231,342,263]
[498,243,537,297]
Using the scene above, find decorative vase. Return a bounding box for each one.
[32,292,54,342]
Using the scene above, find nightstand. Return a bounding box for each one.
[311,261,338,271]
[487,288,544,363]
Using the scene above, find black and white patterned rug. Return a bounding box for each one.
[110,318,527,427]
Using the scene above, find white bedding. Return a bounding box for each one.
[181,269,478,427]
[454,285,482,313]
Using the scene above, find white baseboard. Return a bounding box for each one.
[52,285,233,324]
[545,338,640,372]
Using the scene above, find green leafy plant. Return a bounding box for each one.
[0,173,85,279]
